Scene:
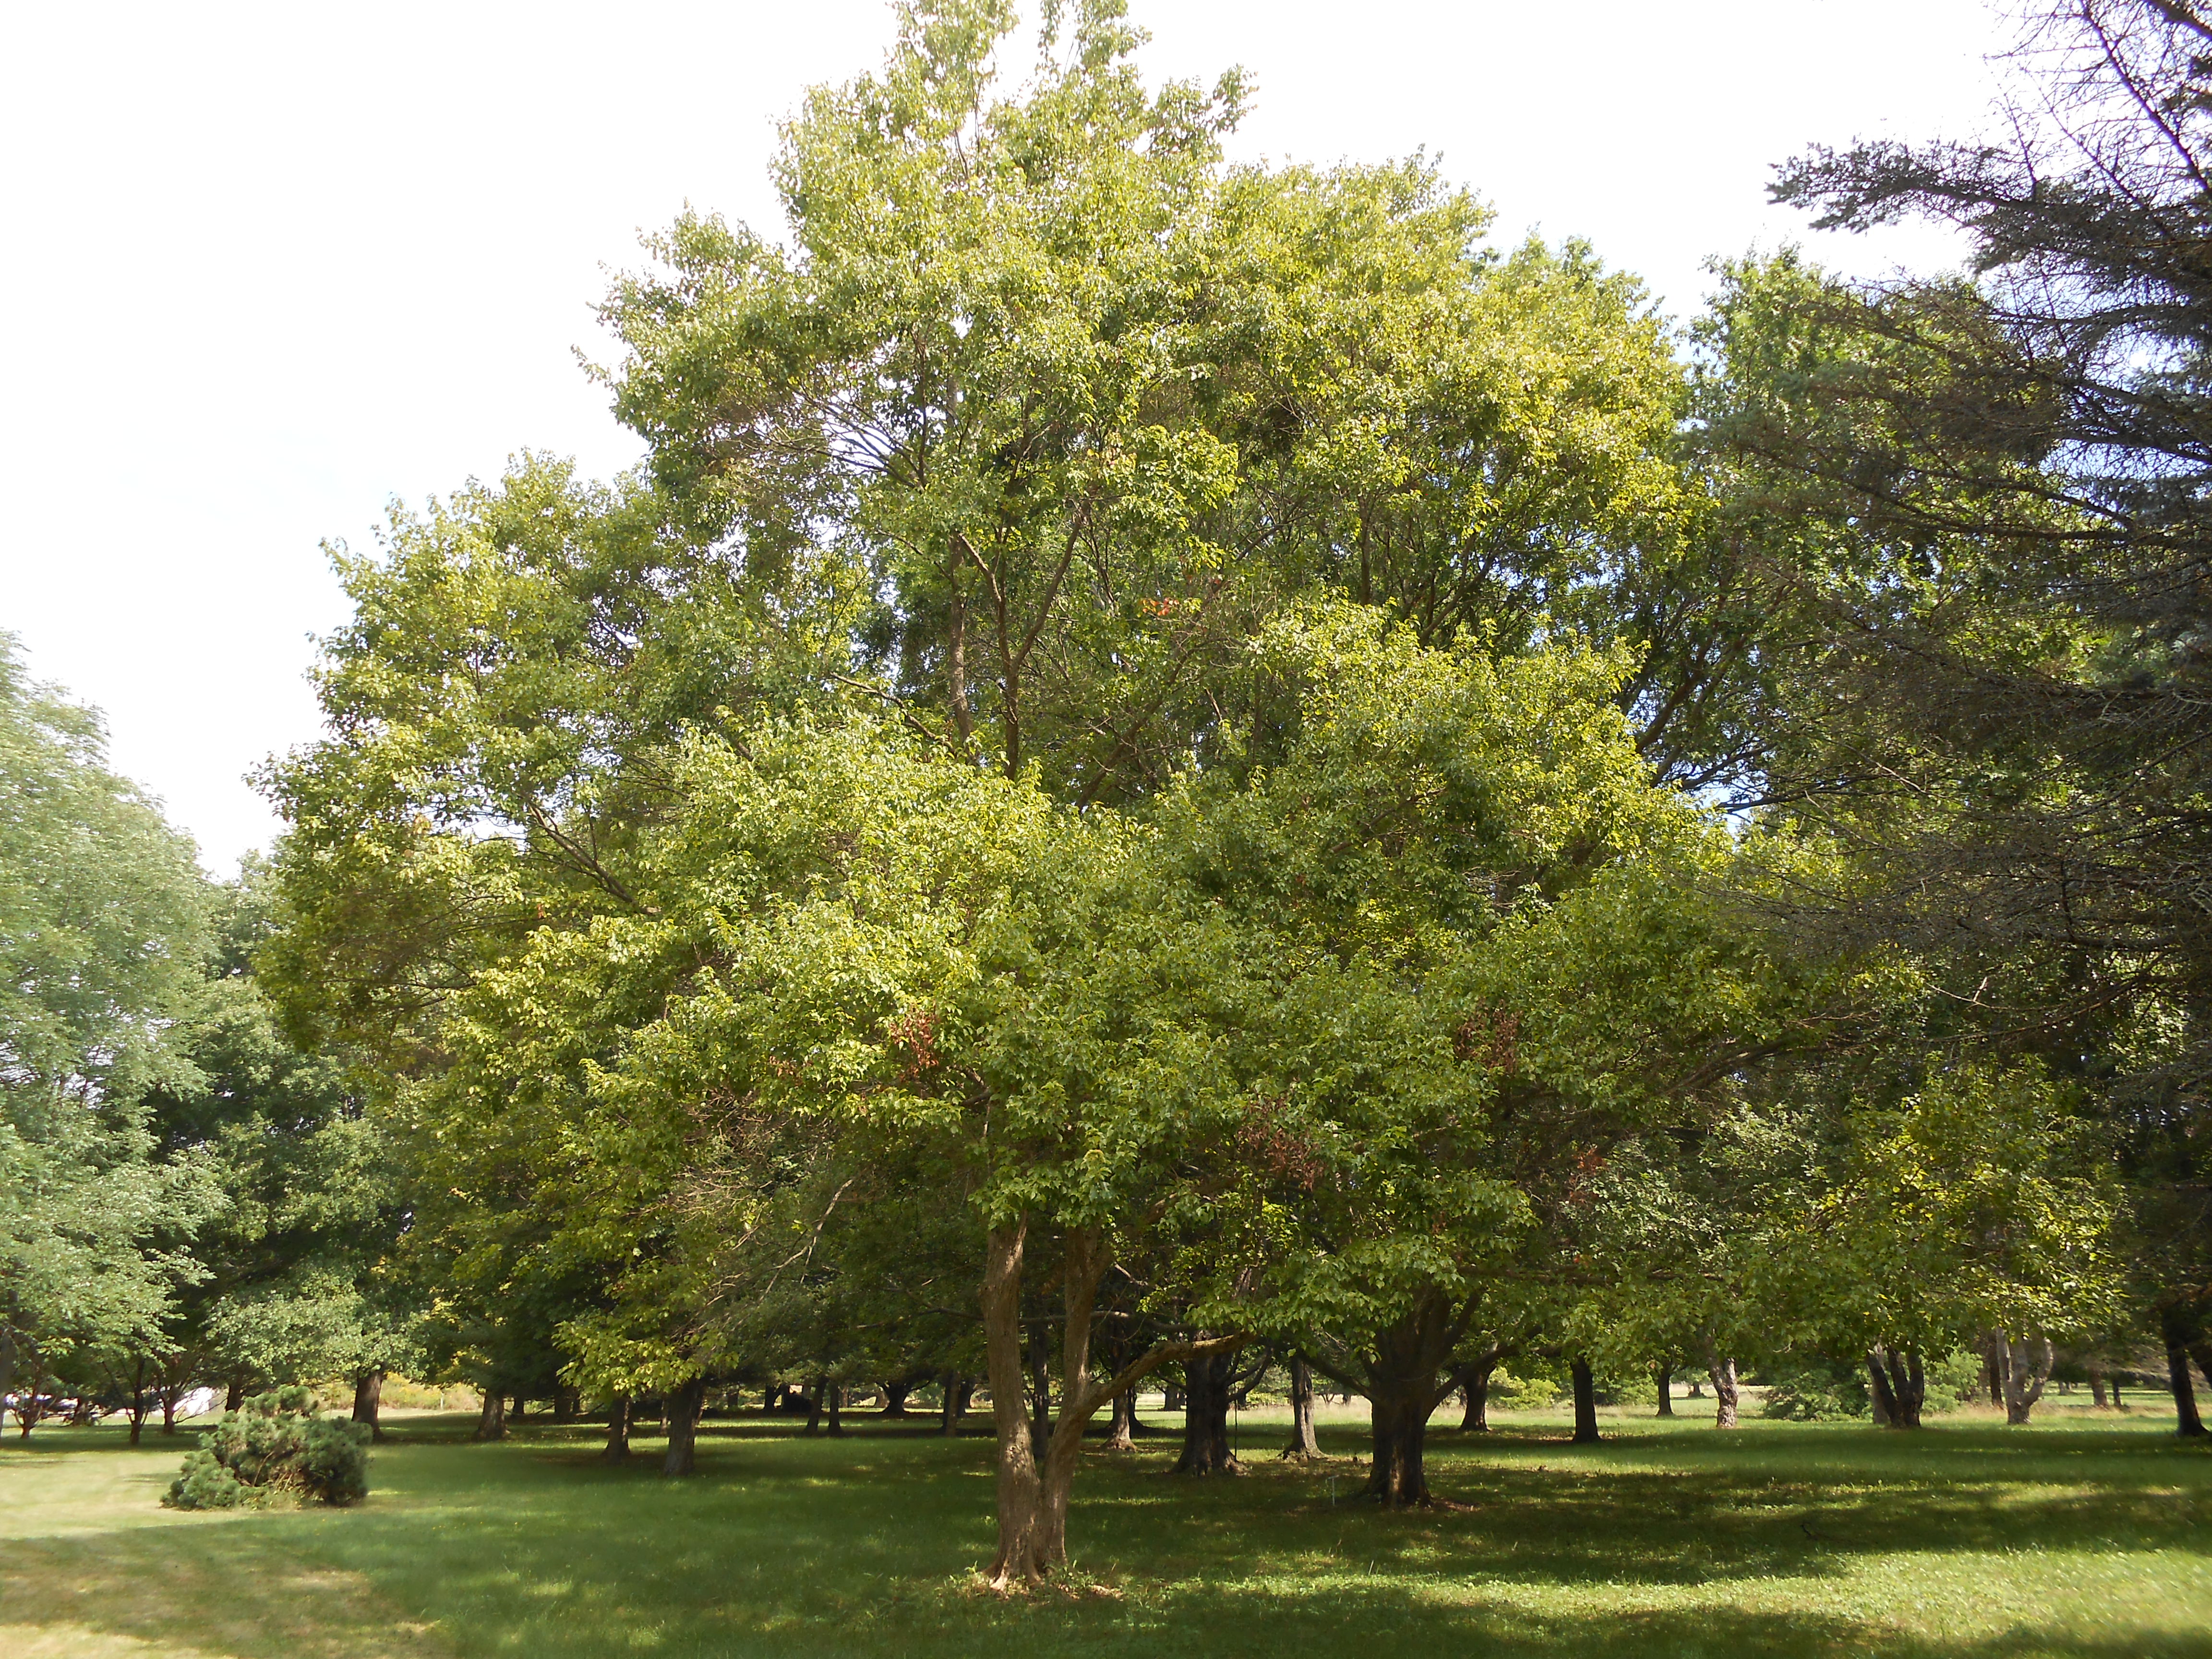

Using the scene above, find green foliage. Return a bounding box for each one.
[163,1387,368,1509]
[1758,1358,1871,1421]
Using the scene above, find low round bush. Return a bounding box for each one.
[164,1386,370,1509]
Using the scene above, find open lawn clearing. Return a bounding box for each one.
[4,1407,2210,1658]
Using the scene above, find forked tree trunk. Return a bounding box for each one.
[1655,1364,1674,1419]
[2162,1309,2207,1438]
[160,1380,184,1434]
[882,1377,913,1418]
[602,1393,632,1462]
[664,1377,705,1476]
[1994,1333,2054,1425]
[1707,1355,1740,1429]
[1283,1357,1321,1458]
[352,1368,385,1443]
[1173,1350,1240,1476]
[1361,1298,1464,1503]
[980,1220,1239,1587]
[1867,1346,1925,1429]
[1570,1357,1601,1444]
[474,1389,506,1442]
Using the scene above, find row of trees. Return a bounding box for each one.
[9,0,2211,1590]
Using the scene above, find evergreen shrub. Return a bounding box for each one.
[164,1386,370,1509]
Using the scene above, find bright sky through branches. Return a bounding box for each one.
[0,0,1996,872]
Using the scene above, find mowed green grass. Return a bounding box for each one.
[5,1399,2210,1659]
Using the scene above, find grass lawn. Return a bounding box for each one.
[5,1399,2210,1658]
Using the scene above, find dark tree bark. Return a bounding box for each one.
[224,1374,244,1412]
[881,1377,913,1418]
[1570,1357,1601,1444]
[1456,1346,1504,1431]
[553,1387,579,1424]
[1106,1384,1139,1451]
[664,1377,706,1476]
[1283,1357,1322,1458]
[127,1353,147,1445]
[159,1379,184,1435]
[352,1368,385,1443]
[510,1395,527,1423]
[2088,1364,2111,1408]
[804,1376,826,1435]
[1172,1349,1240,1475]
[1866,1346,1925,1429]
[1654,1363,1674,1418]
[474,1389,506,1442]
[826,1381,844,1436]
[2188,1341,2212,1405]
[2163,1308,2207,1437]
[602,1393,632,1462]
[1707,1356,1740,1430]
[939,1371,967,1436]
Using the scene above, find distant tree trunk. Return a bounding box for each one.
[553,1387,578,1424]
[1866,1346,1924,1430]
[127,1353,147,1445]
[1993,1333,2054,1425]
[804,1376,826,1435]
[352,1368,385,1443]
[1458,1346,1503,1431]
[664,1377,705,1476]
[1707,1355,1740,1430]
[2088,1365,2111,1408]
[474,1389,506,1442]
[511,1395,528,1423]
[1106,1384,1138,1451]
[1282,1357,1321,1458]
[1569,1357,1601,1444]
[224,1374,244,1412]
[826,1382,844,1436]
[602,1393,632,1462]
[2188,1341,2212,1408]
[1173,1349,1240,1475]
[939,1371,967,1436]
[2162,1309,2207,1437]
[1029,1316,1053,1458]
[1979,1341,2004,1407]
[159,1378,185,1434]
[1163,1385,1185,1412]
[882,1377,912,1418]
[1655,1363,1674,1419]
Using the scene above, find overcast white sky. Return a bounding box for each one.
[1,0,2004,874]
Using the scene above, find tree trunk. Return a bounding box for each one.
[352,1368,385,1443]
[1106,1384,1138,1452]
[664,1377,705,1476]
[1655,1363,1674,1418]
[1707,1356,1740,1430]
[2162,1308,2207,1437]
[1570,1356,1601,1444]
[804,1376,826,1435]
[224,1374,244,1412]
[1458,1347,1503,1431]
[160,1380,183,1434]
[1996,1333,2054,1425]
[826,1381,844,1436]
[1283,1357,1321,1458]
[554,1387,578,1424]
[127,1353,147,1445]
[1867,1346,1924,1429]
[510,1395,527,1423]
[882,1377,912,1418]
[1172,1349,1240,1475]
[602,1393,632,1462]
[2187,1340,2212,1408]
[2089,1365,2110,1408]
[474,1389,506,1442]
[982,1221,1052,1584]
[939,1371,966,1436]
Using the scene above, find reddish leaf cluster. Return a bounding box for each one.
[1453,1006,1520,1074]
[884,1006,941,1084]
[1235,1096,1325,1191]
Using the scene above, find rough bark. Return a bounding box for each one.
[1357,1296,1467,1503]
[602,1393,632,1462]
[1457,1346,1504,1431]
[1570,1356,1601,1444]
[352,1368,385,1443]
[1655,1363,1674,1419]
[1172,1349,1240,1476]
[1282,1357,1321,1458]
[474,1389,506,1441]
[1707,1355,1740,1430]
[1106,1385,1138,1451]
[2163,1308,2207,1437]
[664,1376,705,1476]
